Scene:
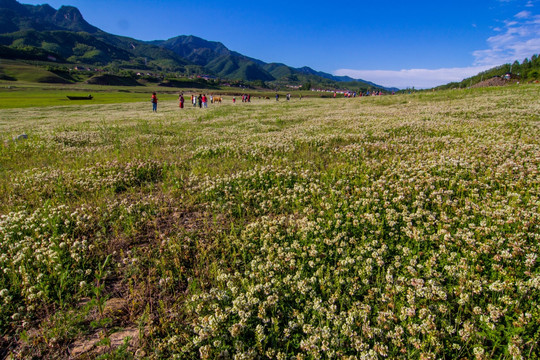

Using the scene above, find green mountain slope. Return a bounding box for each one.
[264,63,294,79]
[0,30,132,64]
[0,0,201,72]
[0,0,99,33]
[154,35,393,90]
[151,35,232,65]
[152,35,274,81]
[0,0,392,90]
[205,55,274,81]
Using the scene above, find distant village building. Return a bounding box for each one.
[73,66,93,71]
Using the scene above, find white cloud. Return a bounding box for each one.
[334,66,493,89]
[473,11,540,66]
[515,10,532,18]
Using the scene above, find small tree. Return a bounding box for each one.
[528,69,539,80]
[301,82,312,91]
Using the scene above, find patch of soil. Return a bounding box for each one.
[0,335,13,359]
[69,327,142,359]
[471,76,510,88]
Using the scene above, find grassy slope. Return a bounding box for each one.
[0,59,69,83]
[0,84,539,358]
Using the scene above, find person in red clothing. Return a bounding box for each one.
[151,92,158,112]
[202,94,208,108]
[179,93,184,108]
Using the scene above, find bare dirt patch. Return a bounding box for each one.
[471,76,511,88]
[69,327,142,359]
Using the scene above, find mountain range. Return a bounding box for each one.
[0,0,397,91]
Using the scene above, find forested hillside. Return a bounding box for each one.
[437,54,540,89]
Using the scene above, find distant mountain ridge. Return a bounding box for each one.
[0,0,396,91]
[0,0,98,33]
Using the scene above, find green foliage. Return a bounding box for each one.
[159,78,219,89]
[40,41,62,54]
[86,74,141,86]
[0,43,59,62]
[437,53,540,89]
[300,82,312,90]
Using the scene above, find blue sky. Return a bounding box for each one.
[21,0,540,88]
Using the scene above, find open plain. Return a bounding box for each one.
[1,85,539,359]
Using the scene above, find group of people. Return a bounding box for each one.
[275,93,294,101]
[150,91,305,111]
[151,92,216,111]
[188,94,210,108]
[333,90,389,98]
[232,94,252,103]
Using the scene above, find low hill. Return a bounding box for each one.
[86,74,141,86]
[436,54,540,89]
[0,58,71,82]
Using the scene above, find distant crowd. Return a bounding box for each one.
[334,90,393,98]
[150,89,394,111]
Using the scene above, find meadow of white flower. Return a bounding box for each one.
[0,85,539,358]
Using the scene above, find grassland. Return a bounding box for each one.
[0,86,179,109]
[0,84,539,359]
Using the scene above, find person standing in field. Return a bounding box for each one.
[179,93,184,108]
[198,94,202,108]
[202,94,208,108]
[151,92,158,112]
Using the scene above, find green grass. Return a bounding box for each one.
[0,87,181,108]
[0,84,539,359]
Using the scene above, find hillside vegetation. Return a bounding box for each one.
[436,54,540,89]
[0,58,70,82]
[0,84,539,359]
